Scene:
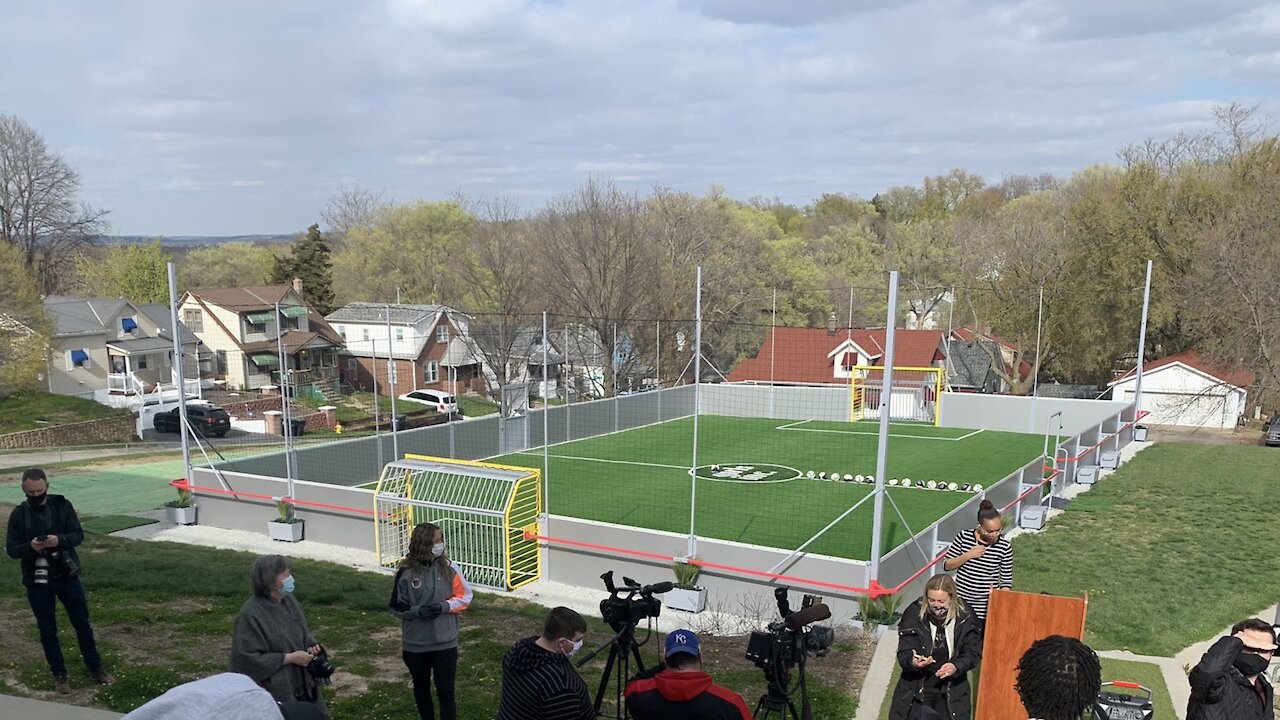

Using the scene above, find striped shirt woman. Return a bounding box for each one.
[943,499,1012,622]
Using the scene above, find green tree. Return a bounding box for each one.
[182,241,278,288]
[271,224,336,314]
[332,202,474,306]
[0,240,52,394]
[74,239,173,304]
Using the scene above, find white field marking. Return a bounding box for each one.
[776,420,982,442]
[483,414,694,462]
[693,463,803,484]
[507,451,688,471]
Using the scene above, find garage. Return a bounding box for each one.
[1108,350,1254,430]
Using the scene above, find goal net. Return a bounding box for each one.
[850,365,944,425]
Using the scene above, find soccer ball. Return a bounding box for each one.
[843,474,854,482]
[927,480,937,489]
[960,483,971,492]
[831,471,840,481]
[806,470,816,479]
[855,474,865,483]
[819,472,827,480]
[948,482,959,491]
[710,464,720,472]
[972,484,983,493]
[866,474,875,484]
[901,477,910,487]
[888,478,898,486]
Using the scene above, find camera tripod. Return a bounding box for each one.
[753,636,812,720]
[578,619,647,719]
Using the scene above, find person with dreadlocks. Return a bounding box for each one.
[888,574,983,720]
[388,522,473,720]
[1014,635,1102,720]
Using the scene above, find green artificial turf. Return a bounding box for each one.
[81,514,159,535]
[495,415,1043,560]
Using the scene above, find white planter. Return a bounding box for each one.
[664,587,708,613]
[268,520,305,542]
[165,505,197,525]
[849,619,892,638]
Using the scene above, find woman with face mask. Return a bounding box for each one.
[389,522,473,720]
[942,499,1013,624]
[888,574,983,720]
[230,554,327,709]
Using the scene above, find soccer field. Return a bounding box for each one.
[492,414,1044,561]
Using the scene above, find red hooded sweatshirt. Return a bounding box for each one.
[624,669,751,720]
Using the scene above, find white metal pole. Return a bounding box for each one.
[1029,286,1044,433]
[1134,260,1153,428]
[166,263,191,484]
[868,271,900,584]
[656,320,662,421]
[613,322,618,395]
[688,266,703,558]
[275,302,294,497]
[770,288,777,419]
[386,304,399,461]
[372,338,382,470]
[542,311,550,521]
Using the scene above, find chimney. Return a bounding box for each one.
[292,277,303,295]
[827,312,837,336]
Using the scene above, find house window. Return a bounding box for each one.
[362,328,370,342]
[337,325,346,339]
[424,361,439,383]
[68,349,90,369]
[437,326,449,343]
[136,355,149,370]
[216,350,228,375]
[396,328,404,341]
[121,316,139,334]
[347,358,358,372]
[282,316,299,331]
[183,308,203,333]
[247,320,266,333]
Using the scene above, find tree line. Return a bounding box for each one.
[2,106,1277,411]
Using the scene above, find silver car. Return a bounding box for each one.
[1266,417,1280,446]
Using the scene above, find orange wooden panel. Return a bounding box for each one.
[975,589,1088,720]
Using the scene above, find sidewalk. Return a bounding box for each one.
[0,693,121,719]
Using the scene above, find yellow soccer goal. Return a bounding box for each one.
[850,365,944,425]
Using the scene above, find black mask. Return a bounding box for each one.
[1234,652,1269,677]
[27,493,47,508]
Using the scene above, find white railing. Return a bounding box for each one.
[106,372,144,395]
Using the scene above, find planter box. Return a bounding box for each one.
[849,619,892,638]
[268,520,305,542]
[165,505,197,525]
[664,587,708,613]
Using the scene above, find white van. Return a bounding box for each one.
[399,389,459,414]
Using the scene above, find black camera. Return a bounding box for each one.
[745,588,834,670]
[307,648,335,684]
[33,547,80,585]
[598,571,671,632]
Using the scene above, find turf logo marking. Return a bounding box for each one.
[696,463,799,484]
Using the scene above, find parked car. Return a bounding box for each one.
[154,404,231,438]
[398,389,459,415]
[1266,416,1280,446]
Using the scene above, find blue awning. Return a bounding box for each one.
[121,317,138,332]
[70,349,89,364]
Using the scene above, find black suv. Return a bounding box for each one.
[153,405,231,438]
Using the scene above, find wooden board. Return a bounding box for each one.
[975,589,1088,720]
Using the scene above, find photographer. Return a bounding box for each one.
[625,629,751,720]
[889,574,982,720]
[388,522,473,720]
[231,555,330,713]
[1186,618,1276,720]
[5,468,113,694]
[495,606,594,720]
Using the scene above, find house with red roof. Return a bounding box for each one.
[1107,350,1255,429]
[727,327,947,385]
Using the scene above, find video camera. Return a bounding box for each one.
[598,571,672,632]
[745,588,835,670]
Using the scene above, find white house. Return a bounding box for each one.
[1108,350,1254,430]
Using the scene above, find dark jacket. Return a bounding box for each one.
[1187,635,1274,720]
[625,666,752,720]
[5,495,85,587]
[889,599,983,720]
[495,637,594,720]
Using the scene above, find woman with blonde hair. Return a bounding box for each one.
[388,522,473,720]
[888,574,983,720]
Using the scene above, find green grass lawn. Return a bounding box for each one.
[1014,442,1280,656]
[457,394,499,417]
[493,415,1042,561]
[0,521,860,718]
[0,392,131,434]
[875,657,1175,720]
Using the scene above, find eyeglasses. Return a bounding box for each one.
[1242,645,1277,656]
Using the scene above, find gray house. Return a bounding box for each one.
[43,296,201,408]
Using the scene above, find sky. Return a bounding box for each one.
[3,0,1278,236]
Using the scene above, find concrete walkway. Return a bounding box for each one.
[0,693,121,719]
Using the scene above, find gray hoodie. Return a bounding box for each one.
[388,561,472,653]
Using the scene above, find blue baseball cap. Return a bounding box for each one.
[665,629,700,658]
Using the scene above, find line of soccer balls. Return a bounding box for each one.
[802,470,983,493]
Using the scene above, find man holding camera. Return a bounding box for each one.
[624,629,751,720]
[5,468,112,693]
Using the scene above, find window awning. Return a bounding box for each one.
[280,305,309,318]
[250,353,280,367]
[245,312,273,324]
[121,317,138,332]
[840,351,856,367]
[70,349,89,364]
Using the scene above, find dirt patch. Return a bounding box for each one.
[1144,425,1264,446]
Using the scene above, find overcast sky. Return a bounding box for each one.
[4,0,1278,236]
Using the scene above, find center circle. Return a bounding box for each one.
[693,463,800,483]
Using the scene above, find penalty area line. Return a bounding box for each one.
[775,424,972,442]
[507,451,688,471]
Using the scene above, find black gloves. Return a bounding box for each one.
[421,602,446,620]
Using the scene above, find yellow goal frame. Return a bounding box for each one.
[850,365,944,426]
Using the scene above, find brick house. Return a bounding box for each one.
[728,326,947,385]
[325,303,483,397]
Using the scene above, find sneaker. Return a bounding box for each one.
[90,669,115,685]
[54,675,70,694]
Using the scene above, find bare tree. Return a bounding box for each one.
[320,185,387,247]
[0,114,108,293]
